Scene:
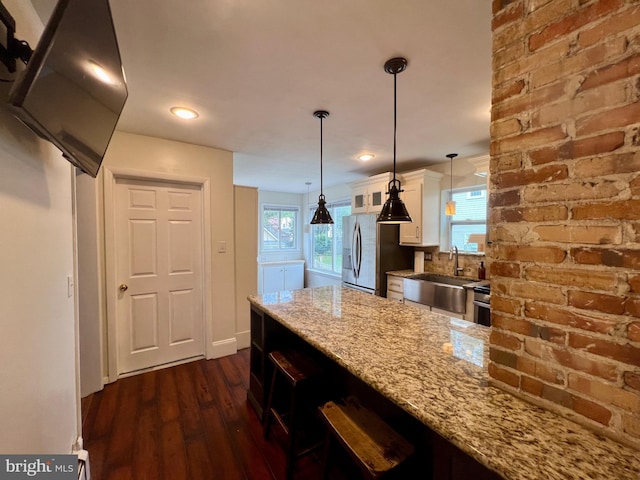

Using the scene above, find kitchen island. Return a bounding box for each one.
[248,286,639,480]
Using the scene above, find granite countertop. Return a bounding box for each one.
[248,285,640,480]
[386,269,417,278]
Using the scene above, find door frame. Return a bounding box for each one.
[104,166,212,382]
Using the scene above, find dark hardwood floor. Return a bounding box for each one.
[82,350,330,480]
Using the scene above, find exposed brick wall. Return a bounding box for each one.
[490,0,640,447]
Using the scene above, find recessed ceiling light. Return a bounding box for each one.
[358,154,375,161]
[170,106,199,120]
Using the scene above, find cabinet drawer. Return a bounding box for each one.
[387,290,404,303]
[387,276,404,293]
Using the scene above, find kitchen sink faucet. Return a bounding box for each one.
[452,246,464,276]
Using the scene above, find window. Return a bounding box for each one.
[444,185,487,252]
[262,205,299,251]
[310,201,351,274]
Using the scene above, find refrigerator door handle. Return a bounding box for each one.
[351,222,358,279]
[355,222,362,279]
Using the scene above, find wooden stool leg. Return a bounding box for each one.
[285,384,298,480]
[321,426,332,480]
[263,363,279,440]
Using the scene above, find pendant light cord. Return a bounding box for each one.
[320,114,324,196]
[393,71,397,181]
[450,155,453,192]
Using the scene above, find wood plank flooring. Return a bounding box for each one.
[82,350,329,480]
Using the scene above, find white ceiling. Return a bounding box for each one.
[34,0,492,194]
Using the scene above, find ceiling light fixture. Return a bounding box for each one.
[170,106,199,120]
[445,153,458,216]
[377,57,412,224]
[310,110,333,224]
[358,153,374,161]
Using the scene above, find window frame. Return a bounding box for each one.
[260,203,300,252]
[308,200,351,275]
[441,184,487,253]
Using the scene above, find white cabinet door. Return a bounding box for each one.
[352,185,369,214]
[261,262,304,293]
[368,181,389,213]
[399,181,423,244]
[262,264,285,293]
[398,169,442,246]
[284,263,304,290]
[350,173,392,214]
[422,173,442,246]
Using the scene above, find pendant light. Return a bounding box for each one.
[377,57,412,224]
[310,110,333,224]
[445,153,458,216]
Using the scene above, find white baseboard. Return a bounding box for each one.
[73,447,90,480]
[236,330,250,349]
[208,337,238,359]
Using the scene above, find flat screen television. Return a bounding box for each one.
[8,0,128,177]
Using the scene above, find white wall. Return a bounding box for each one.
[76,173,103,396]
[0,1,79,453]
[234,185,257,349]
[424,155,489,190]
[98,131,237,369]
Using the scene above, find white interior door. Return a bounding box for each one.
[114,177,204,374]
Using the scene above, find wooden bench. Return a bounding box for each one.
[318,397,415,479]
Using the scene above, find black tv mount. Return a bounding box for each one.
[0,2,33,73]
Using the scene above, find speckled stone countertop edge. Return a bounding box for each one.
[248,286,640,480]
[249,294,506,474]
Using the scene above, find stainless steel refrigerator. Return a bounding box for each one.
[342,213,414,296]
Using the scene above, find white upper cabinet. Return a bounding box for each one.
[350,172,392,214]
[399,169,443,246]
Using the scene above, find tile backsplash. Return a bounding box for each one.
[417,246,486,280]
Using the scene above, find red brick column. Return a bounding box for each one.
[490,0,640,447]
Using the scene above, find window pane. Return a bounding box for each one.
[262,205,298,251]
[262,209,280,250]
[280,210,296,249]
[312,224,333,271]
[451,223,486,252]
[444,185,487,252]
[332,205,351,271]
[450,189,487,221]
[310,202,351,274]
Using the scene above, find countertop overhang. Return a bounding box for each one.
[248,285,639,480]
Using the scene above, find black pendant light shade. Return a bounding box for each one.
[311,194,333,224]
[310,110,333,224]
[377,179,412,223]
[377,57,412,224]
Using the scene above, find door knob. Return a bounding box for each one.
[119,284,128,292]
